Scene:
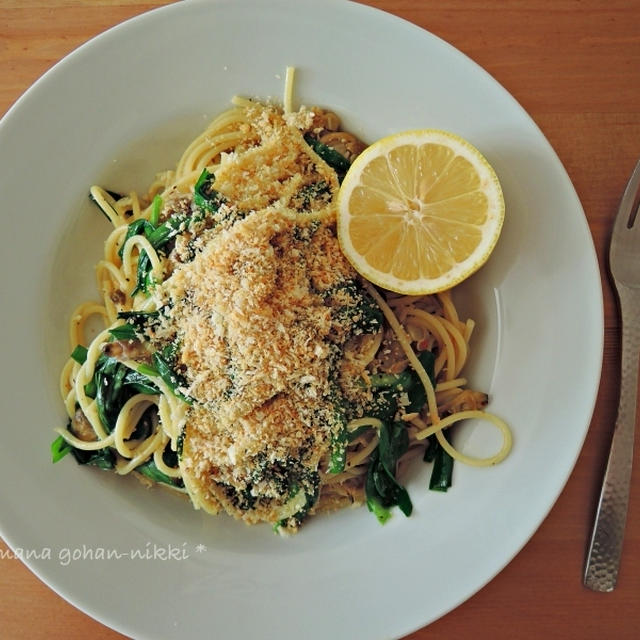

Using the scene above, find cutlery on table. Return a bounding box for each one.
[584,157,640,592]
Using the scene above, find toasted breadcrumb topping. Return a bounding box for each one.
[151,105,375,530]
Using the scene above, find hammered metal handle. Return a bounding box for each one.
[584,286,640,591]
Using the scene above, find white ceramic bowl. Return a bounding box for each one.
[0,1,602,638]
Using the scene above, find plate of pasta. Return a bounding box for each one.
[0,1,602,639]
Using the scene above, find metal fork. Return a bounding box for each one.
[584,157,640,592]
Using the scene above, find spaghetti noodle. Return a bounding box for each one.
[53,70,511,532]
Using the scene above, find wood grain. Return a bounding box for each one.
[1,1,638,639]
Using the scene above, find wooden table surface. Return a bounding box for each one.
[1,1,639,638]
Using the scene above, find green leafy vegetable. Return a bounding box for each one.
[368,369,414,391]
[116,310,159,334]
[116,204,190,296]
[176,427,186,459]
[135,459,179,487]
[108,324,138,341]
[272,479,320,532]
[365,421,412,523]
[70,446,116,470]
[294,180,332,212]
[121,370,160,395]
[150,194,162,226]
[405,350,436,413]
[327,383,349,473]
[360,348,436,426]
[303,134,351,177]
[76,353,161,433]
[143,352,193,405]
[329,426,348,474]
[94,358,127,431]
[50,422,115,469]
[145,214,188,249]
[326,280,383,335]
[84,376,97,399]
[426,434,454,492]
[51,434,72,463]
[117,218,155,259]
[131,251,153,297]
[70,344,88,365]
[193,169,227,214]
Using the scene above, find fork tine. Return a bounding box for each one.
[613,158,640,233]
[609,158,640,281]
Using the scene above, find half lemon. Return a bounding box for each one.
[337,129,505,295]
